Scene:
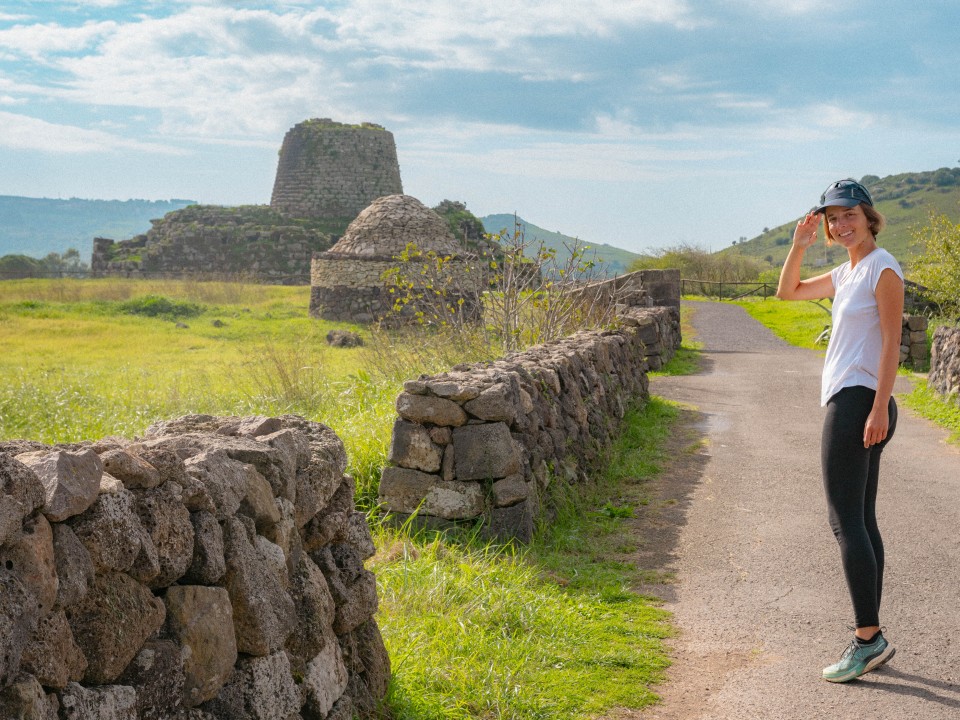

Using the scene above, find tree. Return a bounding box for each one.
[911,211,960,314]
[432,200,488,248]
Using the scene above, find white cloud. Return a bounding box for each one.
[0,111,184,153]
[0,21,117,61]
[812,103,877,129]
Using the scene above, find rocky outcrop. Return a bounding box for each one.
[378,305,682,541]
[0,414,389,719]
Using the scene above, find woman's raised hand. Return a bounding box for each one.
[793,212,821,249]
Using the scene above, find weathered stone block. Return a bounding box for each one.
[388,419,442,472]
[0,674,59,720]
[463,382,517,423]
[184,450,255,520]
[58,682,137,720]
[221,517,296,656]
[16,449,102,522]
[99,449,162,489]
[134,482,194,588]
[0,570,40,688]
[395,392,467,426]
[0,514,58,616]
[379,467,485,520]
[0,453,46,521]
[183,510,226,585]
[20,608,87,689]
[202,652,302,720]
[51,523,95,609]
[301,639,349,719]
[165,586,237,708]
[492,473,529,507]
[67,572,166,685]
[68,488,144,573]
[452,422,521,481]
[116,639,185,719]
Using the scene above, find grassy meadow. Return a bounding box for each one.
[1,277,694,719]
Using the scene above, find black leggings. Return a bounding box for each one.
[821,385,897,629]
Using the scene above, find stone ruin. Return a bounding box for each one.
[271,120,403,221]
[91,119,404,283]
[310,194,485,323]
[0,414,388,719]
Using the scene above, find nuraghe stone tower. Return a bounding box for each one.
[270,119,403,221]
[90,118,404,283]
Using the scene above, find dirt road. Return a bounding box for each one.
[637,300,960,719]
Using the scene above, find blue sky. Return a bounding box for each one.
[1,0,959,254]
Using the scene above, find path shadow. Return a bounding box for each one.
[853,667,960,710]
[621,404,711,603]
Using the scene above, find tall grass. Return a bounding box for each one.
[373,399,680,719]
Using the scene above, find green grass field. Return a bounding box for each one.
[1,277,691,719]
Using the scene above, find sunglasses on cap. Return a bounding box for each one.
[814,179,874,213]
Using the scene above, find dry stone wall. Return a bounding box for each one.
[0,414,388,720]
[929,324,960,403]
[378,306,682,541]
[900,314,929,368]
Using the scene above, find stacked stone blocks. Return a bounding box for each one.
[900,314,929,367]
[378,305,682,541]
[0,414,388,719]
[271,120,403,221]
[929,324,960,403]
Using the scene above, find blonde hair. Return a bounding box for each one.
[823,203,886,244]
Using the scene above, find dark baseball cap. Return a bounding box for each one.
[813,178,874,214]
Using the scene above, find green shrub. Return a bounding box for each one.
[117,294,205,318]
[911,212,960,313]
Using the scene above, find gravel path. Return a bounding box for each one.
[634,300,960,719]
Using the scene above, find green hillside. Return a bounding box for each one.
[0,196,197,260]
[481,214,640,276]
[723,168,960,272]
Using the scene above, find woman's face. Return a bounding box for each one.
[824,204,872,248]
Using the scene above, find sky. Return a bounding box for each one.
[1,1,959,255]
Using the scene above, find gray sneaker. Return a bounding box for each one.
[822,633,895,683]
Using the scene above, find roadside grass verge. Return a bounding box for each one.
[732,296,832,350]
[373,398,680,720]
[900,381,960,444]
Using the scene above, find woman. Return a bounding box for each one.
[776,178,904,683]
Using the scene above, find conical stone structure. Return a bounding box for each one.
[270,119,403,221]
[310,195,482,323]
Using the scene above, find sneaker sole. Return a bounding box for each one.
[864,645,895,674]
[822,646,895,683]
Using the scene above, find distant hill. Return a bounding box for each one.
[481,214,640,276]
[0,196,197,260]
[722,168,960,271]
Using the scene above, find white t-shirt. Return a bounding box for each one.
[821,247,904,406]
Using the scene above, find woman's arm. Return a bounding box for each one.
[863,267,905,447]
[776,212,835,301]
